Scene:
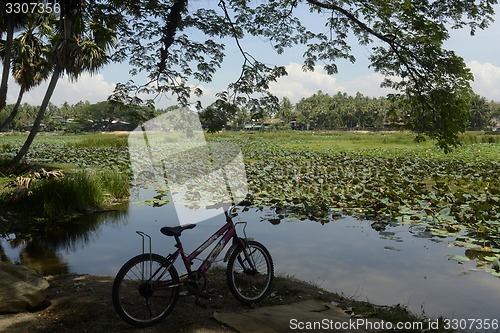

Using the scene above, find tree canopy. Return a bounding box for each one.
[1,0,498,152]
[110,0,497,151]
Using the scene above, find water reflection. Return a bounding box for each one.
[0,209,128,275]
[1,202,500,322]
[255,208,500,321]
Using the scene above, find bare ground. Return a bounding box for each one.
[0,273,342,333]
[0,272,419,333]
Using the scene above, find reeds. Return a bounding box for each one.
[15,170,129,218]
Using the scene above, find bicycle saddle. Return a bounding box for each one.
[160,224,196,237]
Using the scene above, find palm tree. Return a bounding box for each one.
[0,1,30,111]
[10,0,118,166]
[0,14,52,131]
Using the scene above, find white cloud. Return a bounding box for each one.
[6,73,115,106]
[268,62,395,103]
[467,61,500,101]
[269,61,500,103]
[342,72,396,97]
[269,62,344,102]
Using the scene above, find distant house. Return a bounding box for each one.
[243,121,262,130]
[109,120,132,131]
[51,116,67,126]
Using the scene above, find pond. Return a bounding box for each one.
[1,200,500,322]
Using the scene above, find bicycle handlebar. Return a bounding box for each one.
[205,202,234,210]
[204,202,237,217]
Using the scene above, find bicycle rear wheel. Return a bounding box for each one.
[112,253,179,327]
[227,240,274,304]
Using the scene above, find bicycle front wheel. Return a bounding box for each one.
[227,240,274,304]
[112,253,179,327]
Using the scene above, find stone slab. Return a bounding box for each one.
[214,300,382,333]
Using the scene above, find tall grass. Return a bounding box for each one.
[459,132,500,144]
[65,133,129,148]
[18,170,130,218]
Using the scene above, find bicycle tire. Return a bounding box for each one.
[112,253,179,327]
[226,240,274,304]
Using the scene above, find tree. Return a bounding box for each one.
[9,0,122,165]
[199,97,238,133]
[3,1,497,155]
[469,94,492,130]
[0,1,30,111]
[0,13,53,131]
[277,97,293,125]
[113,0,496,151]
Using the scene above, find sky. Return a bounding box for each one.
[5,2,500,109]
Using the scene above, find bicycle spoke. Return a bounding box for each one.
[227,241,274,303]
[112,254,180,327]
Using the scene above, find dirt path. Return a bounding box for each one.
[0,272,422,333]
[0,273,345,333]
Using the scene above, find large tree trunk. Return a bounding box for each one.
[0,86,25,131]
[0,22,14,111]
[9,67,61,166]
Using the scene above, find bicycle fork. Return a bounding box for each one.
[227,237,259,274]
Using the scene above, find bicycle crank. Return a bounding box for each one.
[187,271,207,295]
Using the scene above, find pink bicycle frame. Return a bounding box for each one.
[169,214,247,275]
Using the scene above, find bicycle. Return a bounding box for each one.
[111,204,274,327]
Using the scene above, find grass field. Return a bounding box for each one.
[209,130,500,151]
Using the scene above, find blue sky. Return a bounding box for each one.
[6,2,500,108]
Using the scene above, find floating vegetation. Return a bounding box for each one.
[231,136,500,277]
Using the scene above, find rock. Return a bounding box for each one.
[0,264,49,313]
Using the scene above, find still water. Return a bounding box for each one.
[1,200,500,322]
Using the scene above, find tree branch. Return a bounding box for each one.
[305,0,393,44]
[305,0,441,120]
[158,0,188,73]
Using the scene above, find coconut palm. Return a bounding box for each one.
[10,1,118,166]
[0,2,30,111]
[0,14,53,131]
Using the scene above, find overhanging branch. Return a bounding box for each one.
[158,0,188,72]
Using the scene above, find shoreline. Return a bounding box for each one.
[0,272,440,333]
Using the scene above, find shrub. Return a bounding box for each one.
[11,170,130,218]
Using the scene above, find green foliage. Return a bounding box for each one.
[110,0,497,151]
[231,133,500,276]
[75,100,156,131]
[67,133,129,148]
[0,133,131,169]
[3,0,498,153]
[95,169,130,198]
[6,169,129,218]
[469,94,495,130]
[199,98,238,133]
[29,171,104,217]
[293,91,394,130]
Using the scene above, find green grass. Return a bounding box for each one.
[65,133,129,148]
[210,130,430,151]
[209,130,500,152]
[1,169,130,219]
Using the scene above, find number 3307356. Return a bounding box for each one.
[5,2,61,15]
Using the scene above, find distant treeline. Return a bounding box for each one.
[200,91,500,132]
[0,100,173,132]
[1,91,499,132]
